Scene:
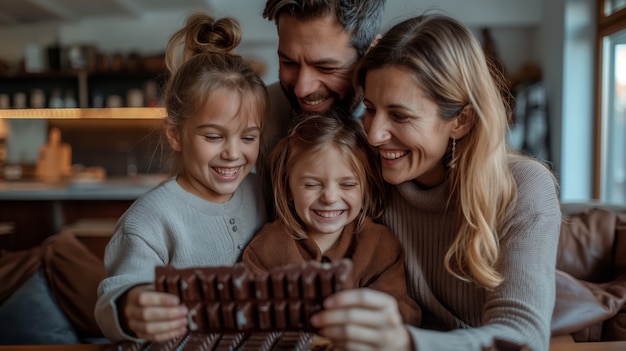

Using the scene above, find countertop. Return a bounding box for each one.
[0,174,168,201]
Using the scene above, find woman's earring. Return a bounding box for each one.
[449,138,457,169]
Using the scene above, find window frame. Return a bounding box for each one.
[594,0,626,198]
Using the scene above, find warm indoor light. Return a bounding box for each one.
[0,107,166,119]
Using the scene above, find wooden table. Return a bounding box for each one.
[0,346,108,351]
[550,341,626,351]
[1,340,625,351]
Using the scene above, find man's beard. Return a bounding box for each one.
[279,82,361,115]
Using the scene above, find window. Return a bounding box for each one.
[605,0,626,15]
[596,1,626,202]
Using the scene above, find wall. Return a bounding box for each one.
[0,0,543,85]
[540,0,597,202]
[561,0,596,201]
[381,0,543,76]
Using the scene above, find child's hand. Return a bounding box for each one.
[121,284,189,342]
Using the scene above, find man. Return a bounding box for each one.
[259,0,387,216]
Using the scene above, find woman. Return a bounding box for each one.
[310,13,561,351]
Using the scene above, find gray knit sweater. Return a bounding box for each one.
[382,157,560,351]
[95,175,267,342]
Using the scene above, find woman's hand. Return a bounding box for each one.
[120,284,189,342]
[311,288,412,351]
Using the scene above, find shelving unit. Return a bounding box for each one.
[0,69,165,109]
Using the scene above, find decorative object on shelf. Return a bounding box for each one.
[126,89,144,107]
[29,89,45,109]
[0,94,9,109]
[105,95,123,108]
[68,45,97,71]
[140,54,165,73]
[35,127,72,183]
[110,53,123,72]
[24,44,46,73]
[144,80,160,107]
[64,90,77,108]
[12,92,26,109]
[49,89,64,108]
[4,118,47,177]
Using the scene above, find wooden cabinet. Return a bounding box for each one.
[0,175,165,251]
[0,200,55,251]
[0,199,133,251]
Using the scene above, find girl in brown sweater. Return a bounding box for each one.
[242,110,421,326]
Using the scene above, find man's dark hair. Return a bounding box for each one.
[263,0,387,57]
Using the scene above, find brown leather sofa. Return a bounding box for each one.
[3,202,626,345]
[552,202,626,342]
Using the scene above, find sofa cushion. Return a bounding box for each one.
[552,270,626,340]
[42,230,107,337]
[557,208,618,283]
[0,270,80,344]
[552,205,626,341]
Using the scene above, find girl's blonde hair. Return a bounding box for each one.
[356,13,516,289]
[270,110,385,239]
[162,12,269,176]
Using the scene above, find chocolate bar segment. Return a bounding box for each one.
[179,333,218,351]
[113,331,316,351]
[154,259,353,333]
[147,335,186,351]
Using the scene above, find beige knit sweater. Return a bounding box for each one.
[382,157,561,351]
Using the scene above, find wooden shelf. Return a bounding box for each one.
[0,107,166,119]
[0,69,164,79]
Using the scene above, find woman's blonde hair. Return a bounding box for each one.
[270,110,385,239]
[162,12,269,176]
[356,13,516,289]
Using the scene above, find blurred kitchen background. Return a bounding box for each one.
[0,0,586,183]
[0,0,623,249]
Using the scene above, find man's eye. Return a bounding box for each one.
[318,67,337,73]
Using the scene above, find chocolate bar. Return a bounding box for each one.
[111,331,319,351]
[112,260,351,351]
[154,259,353,333]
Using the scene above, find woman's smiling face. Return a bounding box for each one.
[362,66,456,188]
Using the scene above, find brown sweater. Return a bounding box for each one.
[242,217,421,325]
